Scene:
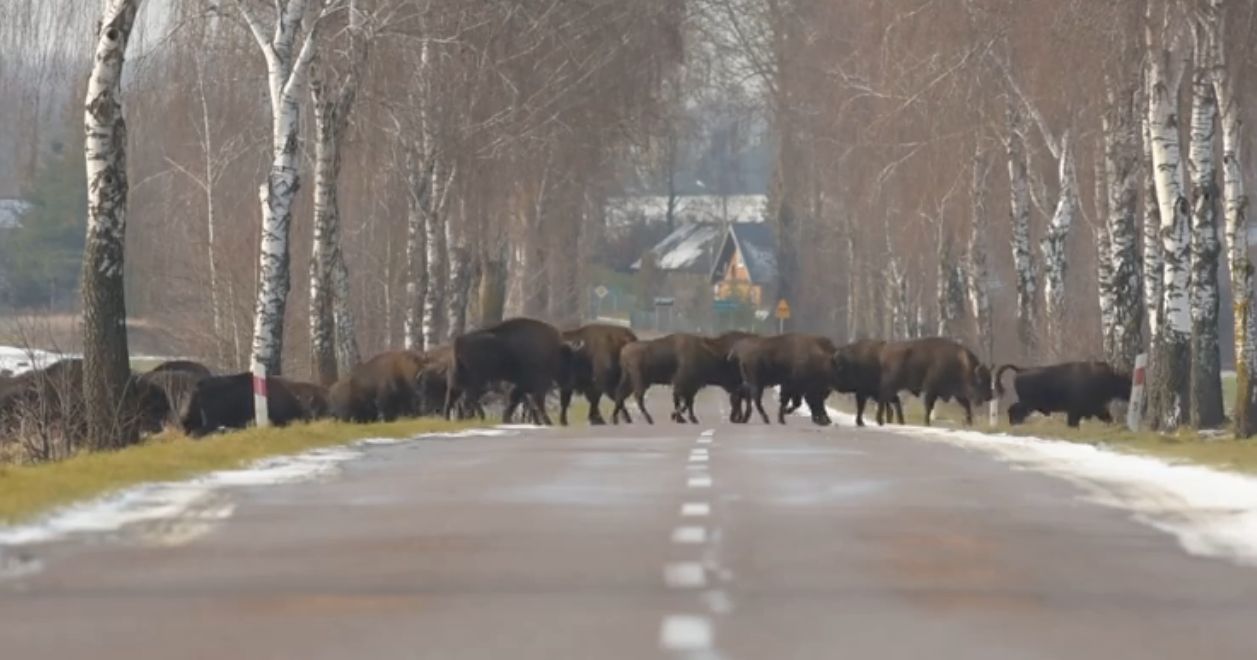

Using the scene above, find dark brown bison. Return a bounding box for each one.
[1,359,169,440]
[711,331,759,423]
[149,360,213,379]
[558,324,638,425]
[614,333,742,425]
[180,373,307,437]
[445,318,574,425]
[831,339,903,427]
[414,345,486,419]
[731,334,837,426]
[138,369,205,429]
[279,378,331,420]
[329,350,427,423]
[996,361,1131,427]
[877,337,992,426]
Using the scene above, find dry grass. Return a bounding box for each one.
[834,392,1257,476]
[0,417,483,525]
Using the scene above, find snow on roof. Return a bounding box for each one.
[606,194,766,227]
[631,222,726,274]
[0,198,32,230]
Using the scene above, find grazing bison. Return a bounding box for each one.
[877,337,992,426]
[731,334,837,426]
[138,369,205,429]
[831,339,902,427]
[996,361,1131,427]
[1,359,169,439]
[558,324,638,425]
[149,360,213,379]
[329,350,427,423]
[446,318,573,425]
[613,333,738,425]
[180,373,308,437]
[280,378,331,420]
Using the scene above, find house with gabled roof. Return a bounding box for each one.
[709,222,778,307]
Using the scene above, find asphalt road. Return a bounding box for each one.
[2,394,1257,659]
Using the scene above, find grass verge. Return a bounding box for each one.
[834,395,1257,476]
[0,417,483,525]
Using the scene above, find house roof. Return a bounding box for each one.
[630,222,726,274]
[0,198,31,230]
[710,222,778,285]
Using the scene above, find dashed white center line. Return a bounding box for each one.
[696,437,712,445]
[681,502,710,517]
[689,454,709,463]
[686,464,707,472]
[671,526,708,544]
[660,615,713,651]
[663,562,707,588]
[687,475,713,488]
[700,429,715,437]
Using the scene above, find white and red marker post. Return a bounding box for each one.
[1125,353,1147,432]
[252,361,270,428]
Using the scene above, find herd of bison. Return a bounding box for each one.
[0,317,1135,442]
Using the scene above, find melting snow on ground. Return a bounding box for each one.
[801,399,1257,568]
[0,428,519,553]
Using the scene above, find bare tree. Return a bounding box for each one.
[81,0,142,449]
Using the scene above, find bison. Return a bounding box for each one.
[731,334,837,426]
[831,339,902,427]
[613,333,739,425]
[996,361,1131,427]
[711,331,759,423]
[876,337,992,426]
[149,359,213,379]
[329,350,427,423]
[138,369,205,429]
[180,373,307,437]
[446,317,574,425]
[280,378,331,420]
[557,324,638,426]
[1,359,169,440]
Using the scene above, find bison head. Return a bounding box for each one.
[970,364,994,403]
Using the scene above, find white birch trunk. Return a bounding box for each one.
[1187,22,1224,427]
[445,199,471,340]
[886,232,909,340]
[403,145,430,351]
[1041,131,1077,358]
[936,223,965,338]
[81,0,141,449]
[1212,0,1257,436]
[421,159,448,349]
[1105,83,1145,374]
[1145,26,1192,431]
[1006,101,1037,355]
[1141,84,1164,339]
[238,0,325,378]
[968,148,993,363]
[1094,137,1116,363]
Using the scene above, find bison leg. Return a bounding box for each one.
[670,390,687,423]
[922,392,938,426]
[805,390,831,426]
[586,391,606,425]
[634,386,654,425]
[1008,402,1029,425]
[776,389,791,425]
[1067,411,1082,428]
[751,385,771,425]
[727,390,743,423]
[958,397,973,425]
[890,396,904,424]
[558,387,573,426]
[503,387,525,424]
[854,393,868,427]
[685,392,699,424]
[530,391,553,426]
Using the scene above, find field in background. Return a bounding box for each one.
[0,417,485,525]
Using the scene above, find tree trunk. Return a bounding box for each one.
[1006,101,1037,356]
[1145,34,1192,431]
[422,158,448,348]
[403,146,430,351]
[1142,86,1164,341]
[1041,131,1078,358]
[1211,0,1257,437]
[968,148,993,364]
[81,0,141,450]
[240,0,324,378]
[309,76,341,385]
[936,223,965,338]
[478,248,507,326]
[1187,24,1224,428]
[1095,137,1116,363]
[1105,83,1144,374]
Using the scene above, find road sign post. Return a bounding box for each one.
[774,299,791,334]
[252,363,269,428]
[1126,353,1147,431]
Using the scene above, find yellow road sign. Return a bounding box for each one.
[775,298,791,320]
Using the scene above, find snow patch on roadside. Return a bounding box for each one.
[802,399,1257,567]
[0,427,522,552]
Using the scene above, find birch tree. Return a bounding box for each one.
[308,0,367,385]
[1141,82,1164,339]
[1040,132,1077,358]
[1211,0,1257,437]
[1186,17,1224,428]
[81,0,142,449]
[1103,82,1144,374]
[402,145,430,351]
[936,226,966,338]
[1005,101,1037,356]
[1144,12,1192,431]
[237,0,332,377]
[1093,143,1116,362]
[968,148,993,364]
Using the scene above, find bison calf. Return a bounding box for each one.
[996,361,1131,427]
